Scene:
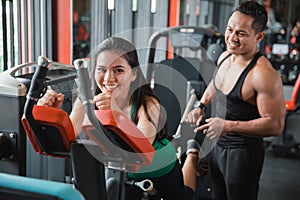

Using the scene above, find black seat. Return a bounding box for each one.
[153,56,207,134]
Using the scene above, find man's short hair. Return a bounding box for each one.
[230,1,268,33]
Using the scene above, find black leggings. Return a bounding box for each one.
[210,143,265,200]
[125,161,194,200]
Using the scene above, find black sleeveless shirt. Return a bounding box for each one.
[214,52,263,148]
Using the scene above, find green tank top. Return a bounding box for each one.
[127,97,177,179]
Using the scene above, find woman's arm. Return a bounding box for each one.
[69,98,85,137]
[37,89,64,108]
[136,97,161,145]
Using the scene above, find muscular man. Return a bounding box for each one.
[186,1,286,199]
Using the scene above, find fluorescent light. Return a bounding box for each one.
[151,0,156,13]
[108,0,114,10]
[132,0,137,12]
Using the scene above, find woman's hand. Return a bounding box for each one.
[93,92,123,111]
[37,89,64,108]
[93,93,112,110]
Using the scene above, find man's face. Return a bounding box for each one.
[225,11,263,55]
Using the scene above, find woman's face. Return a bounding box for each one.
[95,50,137,100]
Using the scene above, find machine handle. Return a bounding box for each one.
[26,56,52,101]
[174,89,197,137]
[126,179,155,193]
[73,58,93,105]
[73,58,125,157]
[23,56,52,153]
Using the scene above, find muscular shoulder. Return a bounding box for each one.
[217,51,231,66]
[250,56,282,92]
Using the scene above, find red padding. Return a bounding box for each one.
[21,105,76,157]
[286,74,300,112]
[81,110,155,166]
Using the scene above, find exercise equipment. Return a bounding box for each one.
[0,59,76,176]
[146,25,225,200]
[0,172,84,200]
[146,25,224,136]
[21,56,156,200]
[272,74,300,157]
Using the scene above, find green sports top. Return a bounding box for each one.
[127,97,177,179]
[127,138,177,179]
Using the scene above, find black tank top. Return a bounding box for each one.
[214,52,263,148]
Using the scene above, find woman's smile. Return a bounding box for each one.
[103,83,118,92]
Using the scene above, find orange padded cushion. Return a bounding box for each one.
[81,110,155,166]
[285,100,297,112]
[21,105,76,157]
[285,74,300,112]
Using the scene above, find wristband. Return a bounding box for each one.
[194,101,206,110]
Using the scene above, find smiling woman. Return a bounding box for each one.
[93,50,138,113]
[90,37,162,145]
[36,36,201,200]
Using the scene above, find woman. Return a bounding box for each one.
[38,37,199,200]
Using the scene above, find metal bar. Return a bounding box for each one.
[16,0,21,66]
[8,0,15,68]
[34,0,40,61]
[46,0,52,59]
[2,0,8,71]
[27,0,32,62]
[40,0,46,57]
[90,0,108,49]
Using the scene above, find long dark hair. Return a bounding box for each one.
[91,37,170,141]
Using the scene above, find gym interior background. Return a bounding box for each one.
[0,0,299,200]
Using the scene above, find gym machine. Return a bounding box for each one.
[21,56,157,200]
[0,60,76,177]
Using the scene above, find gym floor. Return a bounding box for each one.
[258,148,300,200]
[259,114,300,200]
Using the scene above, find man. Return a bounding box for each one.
[185,1,286,200]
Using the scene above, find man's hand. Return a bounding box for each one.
[185,108,205,127]
[195,118,226,140]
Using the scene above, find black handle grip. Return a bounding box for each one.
[26,56,52,100]
[74,58,93,104]
[23,56,53,153]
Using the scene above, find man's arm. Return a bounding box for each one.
[197,58,286,139]
[223,60,285,138]
[225,59,286,137]
[185,80,216,127]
